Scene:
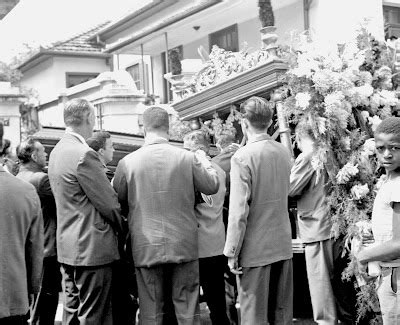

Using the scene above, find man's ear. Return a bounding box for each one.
[241,118,249,131]
[31,151,38,163]
[98,148,105,156]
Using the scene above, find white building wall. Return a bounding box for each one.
[20,55,110,105]
[19,58,56,104]
[183,36,208,59]
[309,0,384,46]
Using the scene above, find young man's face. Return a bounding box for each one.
[375,132,400,173]
[101,137,114,165]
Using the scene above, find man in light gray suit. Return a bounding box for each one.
[224,97,293,325]
[113,106,220,325]
[48,98,124,325]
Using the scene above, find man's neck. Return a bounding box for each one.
[99,155,106,166]
[20,161,43,172]
[145,132,169,141]
[66,126,91,140]
[247,130,267,142]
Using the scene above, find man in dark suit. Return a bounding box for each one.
[48,98,124,325]
[16,138,60,325]
[113,106,220,325]
[212,133,240,325]
[0,123,44,325]
[224,97,293,324]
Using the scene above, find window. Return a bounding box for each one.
[126,62,150,92]
[384,6,400,39]
[66,73,99,88]
[126,64,141,90]
[161,45,183,103]
[209,24,238,52]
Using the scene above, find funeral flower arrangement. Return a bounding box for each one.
[281,29,399,323]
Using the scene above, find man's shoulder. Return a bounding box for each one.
[50,137,89,163]
[3,173,38,196]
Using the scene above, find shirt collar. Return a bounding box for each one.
[144,134,169,146]
[247,133,271,144]
[66,130,89,147]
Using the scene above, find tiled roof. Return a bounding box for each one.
[46,21,110,53]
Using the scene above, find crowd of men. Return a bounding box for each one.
[1,95,400,325]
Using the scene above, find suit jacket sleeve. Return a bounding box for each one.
[26,193,44,295]
[192,154,220,195]
[113,159,129,218]
[77,149,124,234]
[37,174,53,199]
[223,154,251,258]
[289,153,314,197]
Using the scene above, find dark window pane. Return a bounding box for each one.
[66,73,99,88]
[209,24,238,52]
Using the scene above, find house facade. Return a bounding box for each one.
[18,22,112,106]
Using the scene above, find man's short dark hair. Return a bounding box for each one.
[216,132,236,149]
[143,106,169,132]
[86,131,111,152]
[17,138,39,164]
[64,98,93,127]
[375,117,400,139]
[183,130,210,152]
[0,138,11,157]
[240,96,273,130]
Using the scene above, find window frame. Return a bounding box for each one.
[208,24,239,53]
[65,72,99,88]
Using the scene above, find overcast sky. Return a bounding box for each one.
[0,0,151,63]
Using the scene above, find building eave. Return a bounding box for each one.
[104,0,222,53]
[89,0,173,42]
[17,50,110,73]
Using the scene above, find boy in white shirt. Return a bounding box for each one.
[357,116,400,324]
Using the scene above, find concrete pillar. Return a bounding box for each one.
[0,81,25,145]
[309,0,384,49]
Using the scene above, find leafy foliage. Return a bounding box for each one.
[282,28,399,322]
[258,0,275,27]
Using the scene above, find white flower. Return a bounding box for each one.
[367,115,382,132]
[295,92,312,110]
[336,162,359,184]
[369,93,381,111]
[361,138,376,156]
[355,220,372,235]
[324,91,345,109]
[316,117,327,134]
[360,110,370,120]
[351,183,370,200]
[379,90,398,107]
[357,84,374,98]
[341,137,351,151]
